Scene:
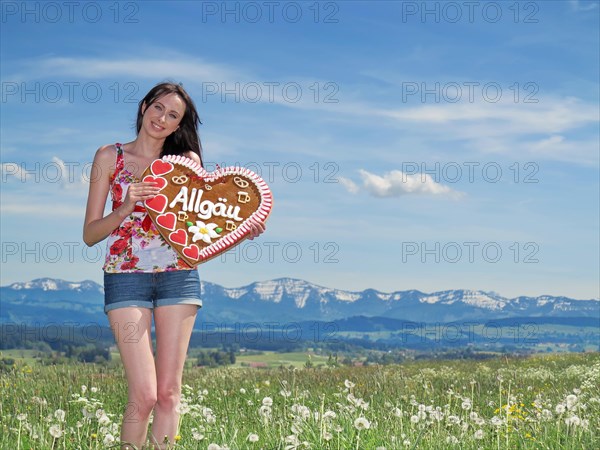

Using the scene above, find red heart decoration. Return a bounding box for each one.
[169,229,188,246]
[156,212,176,231]
[142,175,167,190]
[151,160,174,176]
[183,244,200,260]
[145,194,168,214]
[143,155,273,266]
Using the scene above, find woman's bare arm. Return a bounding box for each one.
[82,146,159,247]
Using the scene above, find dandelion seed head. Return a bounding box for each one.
[54,409,66,422]
[192,431,204,441]
[446,436,459,445]
[354,417,371,430]
[49,424,62,438]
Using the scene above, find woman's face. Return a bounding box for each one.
[141,92,186,139]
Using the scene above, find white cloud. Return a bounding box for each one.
[569,0,598,11]
[27,55,236,83]
[1,157,88,189]
[340,169,464,199]
[375,97,598,135]
[338,177,360,194]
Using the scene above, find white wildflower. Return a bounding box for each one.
[565,415,581,427]
[192,430,204,441]
[447,415,460,425]
[446,435,459,445]
[566,395,578,410]
[54,409,66,422]
[247,433,259,443]
[323,410,337,420]
[49,425,62,438]
[354,417,371,430]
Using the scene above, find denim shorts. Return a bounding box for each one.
[103,269,203,314]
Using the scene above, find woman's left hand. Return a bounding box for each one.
[247,219,266,240]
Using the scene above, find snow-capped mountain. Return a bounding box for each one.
[1,277,598,326]
[8,278,103,293]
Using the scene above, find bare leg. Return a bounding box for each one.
[108,307,157,449]
[149,305,198,449]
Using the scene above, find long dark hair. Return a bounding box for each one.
[136,82,203,165]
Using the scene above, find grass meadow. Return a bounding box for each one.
[1,352,599,449]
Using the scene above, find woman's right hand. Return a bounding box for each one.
[120,181,162,215]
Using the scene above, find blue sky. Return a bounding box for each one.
[1,0,598,299]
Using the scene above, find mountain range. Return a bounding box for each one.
[1,277,598,328]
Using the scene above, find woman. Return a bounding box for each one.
[83,82,264,449]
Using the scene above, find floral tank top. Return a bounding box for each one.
[102,143,192,273]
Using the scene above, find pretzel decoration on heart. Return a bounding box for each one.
[172,175,188,185]
[143,156,273,266]
[234,177,249,188]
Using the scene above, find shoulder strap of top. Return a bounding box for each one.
[110,143,125,182]
[115,143,124,170]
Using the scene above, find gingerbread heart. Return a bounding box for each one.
[142,156,273,266]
